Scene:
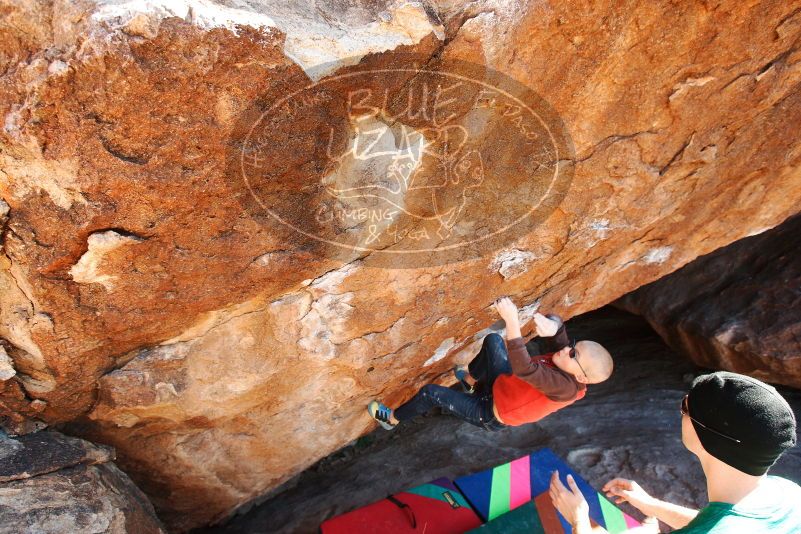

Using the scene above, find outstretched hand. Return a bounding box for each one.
[602,478,655,513]
[533,312,559,337]
[549,471,590,527]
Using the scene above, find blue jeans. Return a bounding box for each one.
[394,333,511,431]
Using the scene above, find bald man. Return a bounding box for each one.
[368,297,614,431]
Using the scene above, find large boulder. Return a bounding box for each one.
[617,213,801,388]
[1,0,800,530]
[202,308,801,533]
[0,430,164,533]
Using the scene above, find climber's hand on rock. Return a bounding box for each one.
[549,471,590,528]
[533,312,559,337]
[493,296,519,324]
[602,478,655,513]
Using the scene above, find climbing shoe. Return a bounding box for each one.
[453,365,475,394]
[368,400,397,430]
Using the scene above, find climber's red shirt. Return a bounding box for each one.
[492,316,586,426]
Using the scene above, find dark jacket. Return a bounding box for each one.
[504,314,585,401]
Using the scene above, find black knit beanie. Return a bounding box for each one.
[687,371,797,476]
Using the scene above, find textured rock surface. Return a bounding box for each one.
[617,213,801,388]
[0,429,113,482]
[0,430,164,533]
[1,0,800,530]
[198,308,801,534]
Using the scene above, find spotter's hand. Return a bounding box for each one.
[549,471,590,527]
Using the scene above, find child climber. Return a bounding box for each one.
[368,296,614,431]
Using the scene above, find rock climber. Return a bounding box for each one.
[367,296,614,432]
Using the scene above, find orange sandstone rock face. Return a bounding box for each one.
[1,0,800,530]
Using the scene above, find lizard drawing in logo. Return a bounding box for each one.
[322,114,484,241]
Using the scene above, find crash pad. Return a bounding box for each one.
[320,477,482,534]
[456,448,640,533]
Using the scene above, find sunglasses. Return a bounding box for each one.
[568,339,588,380]
[680,395,741,443]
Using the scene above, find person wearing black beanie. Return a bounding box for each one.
[548,371,801,534]
[684,371,797,476]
